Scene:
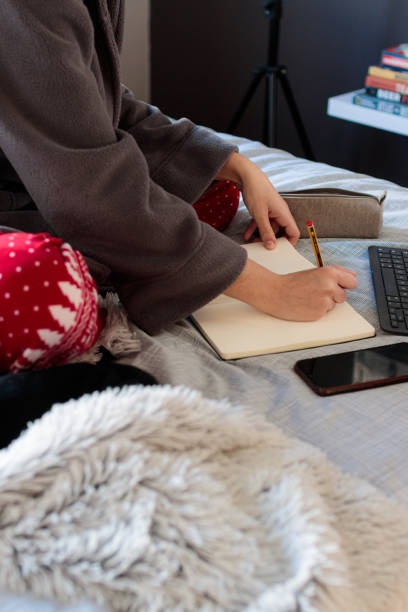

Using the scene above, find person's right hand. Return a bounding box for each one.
[224,259,357,321]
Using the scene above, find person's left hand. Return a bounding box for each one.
[216,152,300,249]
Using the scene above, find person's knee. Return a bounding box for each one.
[0,231,104,373]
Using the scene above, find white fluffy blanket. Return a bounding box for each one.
[0,385,407,612]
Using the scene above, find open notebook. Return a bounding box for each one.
[192,238,375,359]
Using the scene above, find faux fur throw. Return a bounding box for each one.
[0,385,407,612]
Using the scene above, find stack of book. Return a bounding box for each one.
[353,44,408,118]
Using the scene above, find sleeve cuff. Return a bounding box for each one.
[117,226,248,335]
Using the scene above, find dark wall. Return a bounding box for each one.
[151,0,408,186]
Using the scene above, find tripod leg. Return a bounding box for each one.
[228,69,265,134]
[263,70,278,148]
[279,70,316,161]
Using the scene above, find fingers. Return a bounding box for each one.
[243,218,258,241]
[333,266,358,290]
[327,298,337,313]
[243,217,276,249]
[257,215,277,250]
[243,214,300,250]
[333,264,357,276]
[322,266,357,308]
[332,286,348,304]
[280,217,300,246]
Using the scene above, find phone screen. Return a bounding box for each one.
[294,342,408,396]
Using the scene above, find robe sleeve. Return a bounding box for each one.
[119,86,238,203]
[0,0,247,333]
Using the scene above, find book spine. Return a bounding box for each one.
[353,93,408,117]
[365,86,408,105]
[368,65,408,82]
[365,74,408,95]
[381,51,408,71]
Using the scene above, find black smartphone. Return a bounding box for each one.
[294,342,408,396]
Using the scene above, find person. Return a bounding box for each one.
[0,0,357,336]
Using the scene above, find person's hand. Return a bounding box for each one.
[216,152,300,249]
[224,259,357,320]
[261,265,358,320]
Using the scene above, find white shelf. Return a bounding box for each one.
[327,89,408,136]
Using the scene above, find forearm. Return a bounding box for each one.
[216,151,254,187]
[224,258,278,310]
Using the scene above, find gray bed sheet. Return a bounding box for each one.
[120,134,408,507]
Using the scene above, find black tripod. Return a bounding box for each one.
[227,0,315,161]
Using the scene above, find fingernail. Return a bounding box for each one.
[266,240,275,249]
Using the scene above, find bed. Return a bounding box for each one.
[126,133,408,503]
[1,133,408,612]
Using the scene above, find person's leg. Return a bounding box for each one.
[193,180,240,231]
[0,231,104,373]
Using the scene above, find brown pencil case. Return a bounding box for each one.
[279,188,386,238]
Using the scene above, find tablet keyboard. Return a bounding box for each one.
[368,245,408,335]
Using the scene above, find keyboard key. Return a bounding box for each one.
[382,268,398,295]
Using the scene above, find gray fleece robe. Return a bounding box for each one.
[0,0,247,333]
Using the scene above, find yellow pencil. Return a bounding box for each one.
[307,220,324,267]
